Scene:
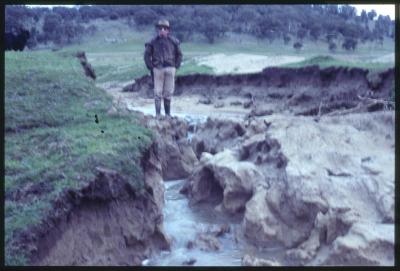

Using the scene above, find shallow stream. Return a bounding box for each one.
[146,180,286,266]
[148,180,243,266]
[133,106,286,266]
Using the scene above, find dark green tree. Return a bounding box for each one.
[293,41,303,51]
[283,35,291,45]
[43,12,63,42]
[133,8,158,27]
[296,27,307,40]
[342,38,357,51]
[328,42,337,52]
[360,10,368,24]
[309,25,322,41]
[339,5,356,20]
[367,9,377,21]
[195,7,229,43]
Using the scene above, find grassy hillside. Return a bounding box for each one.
[5,51,153,265]
[54,19,394,84]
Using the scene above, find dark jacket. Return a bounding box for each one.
[144,35,183,70]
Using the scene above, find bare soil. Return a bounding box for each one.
[29,61,394,266]
[120,66,394,118]
[101,64,394,266]
[194,53,306,74]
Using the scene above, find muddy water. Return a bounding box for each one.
[146,180,285,266]
[131,107,287,266]
[126,103,248,123]
[147,179,242,266]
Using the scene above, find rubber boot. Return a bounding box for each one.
[164,98,171,117]
[155,98,161,118]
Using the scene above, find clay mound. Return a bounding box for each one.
[135,112,199,180]
[181,150,262,214]
[190,118,246,159]
[182,122,288,215]
[246,111,395,265]
[179,111,394,265]
[188,117,271,160]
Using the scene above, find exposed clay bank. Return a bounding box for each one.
[17,63,394,266]
[125,66,394,115]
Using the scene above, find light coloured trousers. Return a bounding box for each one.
[153,67,176,100]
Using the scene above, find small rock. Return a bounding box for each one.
[196,233,221,251]
[285,248,314,264]
[241,254,281,266]
[122,84,134,92]
[249,108,273,117]
[214,102,225,108]
[326,168,352,177]
[361,156,372,163]
[207,224,231,237]
[186,240,195,249]
[230,101,243,106]
[185,234,221,252]
[182,258,196,266]
[243,100,253,108]
[198,97,212,105]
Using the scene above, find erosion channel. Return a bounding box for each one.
[32,65,394,266]
[98,66,395,266]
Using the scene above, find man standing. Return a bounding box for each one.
[144,19,183,118]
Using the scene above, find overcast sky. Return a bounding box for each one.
[350,4,395,19]
[25,4,395,20]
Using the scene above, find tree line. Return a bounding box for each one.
[5,4,395,51]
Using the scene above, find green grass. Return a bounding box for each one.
[54,20,393,82]
[178,58,214,76]
[282,54,394,71]
[5,51,111,131]
[5,51,153,265]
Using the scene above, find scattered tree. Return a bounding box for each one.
[309,25,322,41]
[283,35,291,45]
[293,41,303,51]
[360,10,368,24]
[296,27,307,40]
[367,9,377,21]
[4,4,393,49]
[328,42,337,52]
[342,38,357,51]
[133,8,158,27]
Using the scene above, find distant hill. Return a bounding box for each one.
[5,4,395,51]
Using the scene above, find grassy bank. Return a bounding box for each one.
[5,51,152,265]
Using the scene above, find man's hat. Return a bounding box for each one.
[156,19,170,28]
